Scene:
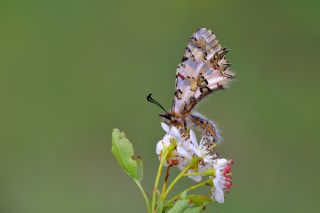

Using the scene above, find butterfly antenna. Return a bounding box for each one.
[146,94,168,113]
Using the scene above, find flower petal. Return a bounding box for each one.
[213,178,222,190]
[170,126,181,140]
[190,129,198,146]
[161,122,170,133]
[213,188,225,203]
[216,159,228,167]
[162,135,172,146]
[188,174,202,182]
[156,140,163,155]
[177,145,192,160]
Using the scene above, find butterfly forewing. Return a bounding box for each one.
[172,28,234,114]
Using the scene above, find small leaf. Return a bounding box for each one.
[111,129,143,181]
[183,206,205,213]
[156,198,164,213]
[186,195,212,206]
[164,191,188,209]
[167,200,190,213]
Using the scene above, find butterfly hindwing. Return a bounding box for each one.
[187,111,221,143]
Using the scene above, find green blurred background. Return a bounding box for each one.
[1,0,319,212]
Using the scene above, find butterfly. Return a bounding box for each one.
[148,28,235,144]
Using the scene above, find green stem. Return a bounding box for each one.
[162,157,200,200]
[168,179,211,204]
[183,169,215,177]
[161,165,171,195]
[134,179,151,213]
[151,146,172,212]
[183,172,205,177]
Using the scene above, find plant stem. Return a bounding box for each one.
[167,179,211,204]
[183,172,203,177]
[183,171,210,177]
[162,158,200,200]
[134,179,151,213]
[151,147,171,212]
[161,165,171,196]
[183,168,215,177]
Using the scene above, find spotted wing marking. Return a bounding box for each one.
[172,28,235,114]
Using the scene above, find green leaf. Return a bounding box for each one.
[156,197,164,213]
[164,191,188,209]
[183,206,205,213]
[186,195,211,206]
[167,200,190,213]
[111,129,143,181]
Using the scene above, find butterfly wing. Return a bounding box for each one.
[172,28,235,114]
[187,112,221,143]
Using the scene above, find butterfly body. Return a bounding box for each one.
[162,111,220,143]
[149,28,234,144]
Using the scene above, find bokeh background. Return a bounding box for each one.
[1,0,319,212]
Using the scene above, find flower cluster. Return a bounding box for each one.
[156,123,233,203]
[212,158,233,203]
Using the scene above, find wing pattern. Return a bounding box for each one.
[172,28,235,114]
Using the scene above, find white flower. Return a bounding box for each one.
[156,123,193,167]
[189,130,214,163]
[156,123,234,203]
[180,130,216,182]
[211,158,233,203]
[156,123,234,197]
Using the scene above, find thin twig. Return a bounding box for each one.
[162,158,201,200]
[167,179,211,204]
[161,165,171,196]
[151,147,171,212]
[134,179,151,213]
